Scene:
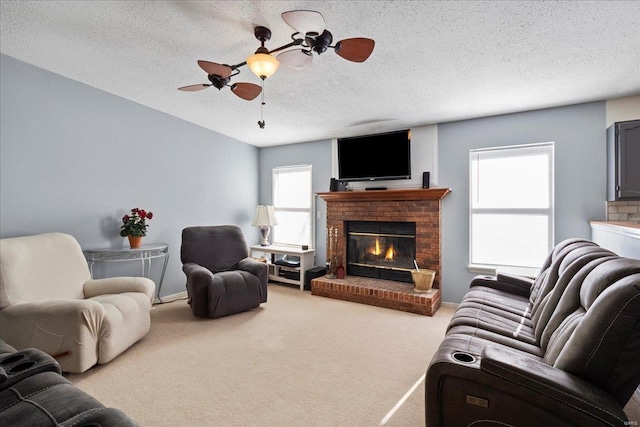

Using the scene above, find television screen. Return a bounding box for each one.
[338,130,411,182]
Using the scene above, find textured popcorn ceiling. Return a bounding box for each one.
[1,1,639,147]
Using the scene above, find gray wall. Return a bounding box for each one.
[0,54,260,297]
[439,101,606,303]
[258,140,333,269]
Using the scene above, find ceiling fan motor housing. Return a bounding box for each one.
[309,30,333,54]
[208,74,230,90]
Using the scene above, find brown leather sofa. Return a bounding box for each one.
[426,238,640,426]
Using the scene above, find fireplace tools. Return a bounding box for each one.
[326,226,339,278]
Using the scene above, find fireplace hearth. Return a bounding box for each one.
[347,221,416,283]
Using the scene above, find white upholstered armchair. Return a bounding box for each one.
[0,232,155,373]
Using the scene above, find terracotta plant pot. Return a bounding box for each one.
[128,235,143,249]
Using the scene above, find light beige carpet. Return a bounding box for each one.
[65,284,455,427]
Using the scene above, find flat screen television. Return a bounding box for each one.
[337,129,411,182]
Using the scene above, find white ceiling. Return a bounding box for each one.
[1,1,639,147]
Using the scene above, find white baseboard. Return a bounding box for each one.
[440,301,459,309]
[154,291,187,305]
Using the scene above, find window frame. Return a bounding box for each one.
[271,164,314,248]
[468,142,555,275]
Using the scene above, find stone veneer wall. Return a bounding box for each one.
[607,200,640,223]
[325,199,443,290]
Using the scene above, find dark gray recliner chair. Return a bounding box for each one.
[181,225,268,318]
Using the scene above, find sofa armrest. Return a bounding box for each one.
[0,345,60,390]
[0,300,104,356]
[182,263,215,317]
[84,277,155,304]
[496,272,534,291]
[469,273,533,297]
[237,257,268,281]
[480,345,628,425]
[182,263,215,282]
[426,338,628,426]
[1,299,104,319]
[237,258,268,300]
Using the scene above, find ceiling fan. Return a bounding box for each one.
[178,10,375,127]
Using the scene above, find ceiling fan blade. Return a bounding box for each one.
[231,82,262,101]
[277,49,313,70]
[334,38,375,63]
[281,10,325,36]
[178,84,211,92]
[197,60,232,78]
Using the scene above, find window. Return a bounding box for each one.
[272,165,313,247]
[469,142,554,273]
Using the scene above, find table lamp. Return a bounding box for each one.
[252,205,278,246]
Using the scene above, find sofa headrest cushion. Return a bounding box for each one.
[581,258,640,310]
[0,233,89,307]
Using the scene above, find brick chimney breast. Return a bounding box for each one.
[314,188,450,316]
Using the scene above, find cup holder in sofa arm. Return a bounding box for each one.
[0,349,60,390]
[9,360,37,373]
[0,353,26,365]
[452,351,477,364]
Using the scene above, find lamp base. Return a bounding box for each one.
[259,226,271,246]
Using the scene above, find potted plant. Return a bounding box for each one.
[120,207,153,248]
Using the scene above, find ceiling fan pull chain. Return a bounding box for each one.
[258,79,266,129]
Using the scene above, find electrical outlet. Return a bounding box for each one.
[317,211,322,219]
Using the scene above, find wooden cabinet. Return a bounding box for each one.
[607,119,640,200]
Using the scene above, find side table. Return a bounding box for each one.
[83,243,169,304]
[249,244,315,291]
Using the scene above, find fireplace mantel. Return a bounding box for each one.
[317,188,450,202]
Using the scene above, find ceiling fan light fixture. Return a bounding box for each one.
[282,10,325,37]
[277,49,313,70]
[247,51,280,79]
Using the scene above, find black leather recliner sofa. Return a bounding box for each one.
[0,339,137,426]
[426,238,640,426]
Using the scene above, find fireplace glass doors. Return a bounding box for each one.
[346,221,416,283]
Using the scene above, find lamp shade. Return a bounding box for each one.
[247,53,280,79]
[252,205,278,227]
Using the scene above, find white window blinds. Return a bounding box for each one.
[469,142,554,271]
[272,165,313,247]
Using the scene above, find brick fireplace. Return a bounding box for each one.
[312,188,450,316]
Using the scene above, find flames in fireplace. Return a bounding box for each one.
[370,239,382,256]
[385,244,395,261]
[368,239,396,261]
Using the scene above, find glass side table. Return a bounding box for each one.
[84,243,169,304]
